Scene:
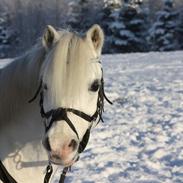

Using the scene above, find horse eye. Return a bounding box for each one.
[90,80,100,92]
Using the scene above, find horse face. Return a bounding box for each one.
[41,25,104,166]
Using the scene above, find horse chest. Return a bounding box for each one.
[0,105,50,183]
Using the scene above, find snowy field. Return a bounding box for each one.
[1,51,183,183]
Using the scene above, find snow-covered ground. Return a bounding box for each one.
[1,51,183,183]
[65,51,183,183]
[0,58,13,68]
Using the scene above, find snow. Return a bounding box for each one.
[1,51,183,183]
[110,22,126,30]
[0,58,12,68]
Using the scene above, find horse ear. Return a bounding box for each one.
[86,24,104,54]
[42,25,59,49]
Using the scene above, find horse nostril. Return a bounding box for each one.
[43,137,51,151]
[68,139,78,150]
[52,154,61,160]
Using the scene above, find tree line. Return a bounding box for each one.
[0,0,183,58]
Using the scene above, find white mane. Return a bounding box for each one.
[0,42,46,123]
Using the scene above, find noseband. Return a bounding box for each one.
[28,69,112,183]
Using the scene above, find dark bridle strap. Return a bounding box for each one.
[78,129,90,153]
[28,80,43,103]
[45,108,80,139]
[44,164,53,183]
[66,108,98,122]
[43,107,99,141]
[59,167,70,183]
[101,79,113,105]
[0,160,17,183]
[43,107,97,123]
[44,164,70,183]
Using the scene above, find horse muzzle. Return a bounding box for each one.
[42,137,79,166]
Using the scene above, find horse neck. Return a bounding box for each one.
[0,46,50,182]
[0,44,45,123]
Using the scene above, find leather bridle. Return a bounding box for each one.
[0,68,112,183]
[28,70,112,183]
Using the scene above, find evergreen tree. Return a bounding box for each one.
[148,0,179,51]
[0,13,18,58]
[78,0,91,31]
[67,1,81,30]
[105,0,148,53]
[176,8,183,49]
[121,2,148,52]
[67,0,96,32]
[100,2,122,53]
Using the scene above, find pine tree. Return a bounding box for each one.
[105,0,148,53]
[67,1,81,31]
[121,2,148,52]
[176,8,183,49]
[0,13,18,58]
[78,0,90,31]
[148,0,179,51]
[108,8,125,53]
[101,2,124,53]
[67,0,95,32]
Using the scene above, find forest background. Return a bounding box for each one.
[0,0,183,58]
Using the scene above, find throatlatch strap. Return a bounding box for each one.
[0,160,17,183]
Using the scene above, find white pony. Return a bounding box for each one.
[0,24,105,183]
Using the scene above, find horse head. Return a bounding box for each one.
[36,25,105,167]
